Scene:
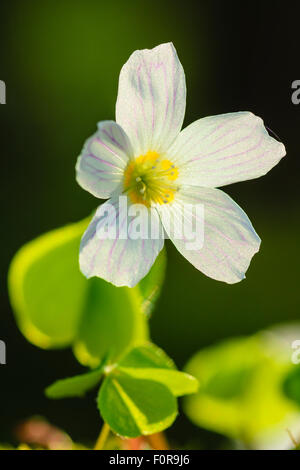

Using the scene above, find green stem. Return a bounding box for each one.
[94,422,110,450]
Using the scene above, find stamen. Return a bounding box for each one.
[123,150,179,206]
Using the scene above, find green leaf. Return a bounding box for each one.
[8,218,90,348]
[98,373,177,438]
[73,280,148,367]
[203,368,253,400]
[45,365,104,399]
[282,366,300,406]
[119,368,198,397]
[118,344,198,397]
[8,218,166,366]
[119,343,175,370]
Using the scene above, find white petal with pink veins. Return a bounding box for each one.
[157,185,261,284]
[79,198,164,287]
[76,120,132,199]
[168,112,286,188]
[116,42,186,156]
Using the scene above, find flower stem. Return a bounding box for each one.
[94,422,110,450]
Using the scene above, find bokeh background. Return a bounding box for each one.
[1,0,299,448]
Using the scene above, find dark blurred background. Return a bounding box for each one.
[0,0,299,448]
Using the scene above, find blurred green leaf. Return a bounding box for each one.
[98,373,177,438]
[45,365,104,399]
[8,218,90,348]
[73,280,147,368]
[282,366,300,406]
[203,367,253,400]
[184,334,299,447]
[8,218,166,366]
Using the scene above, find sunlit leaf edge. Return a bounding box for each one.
[8,217,90,349]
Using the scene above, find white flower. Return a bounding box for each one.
[76,43,285,288]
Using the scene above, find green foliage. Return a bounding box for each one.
[184,332,300,447]
[46,343,198,438]
[9,217,197,438]
[8,218,166,367]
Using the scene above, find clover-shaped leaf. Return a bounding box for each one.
[45,343,198,438]
[97,343,198,437]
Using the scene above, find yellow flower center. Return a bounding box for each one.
[123,150,179,206]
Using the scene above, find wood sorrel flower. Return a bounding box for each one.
[76,43,285,287]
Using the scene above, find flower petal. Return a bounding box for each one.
[79,197,164,287]
[76,120,133,199]
[168,112,286,188]
[116,43,186,156]
[157,185,261,284]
